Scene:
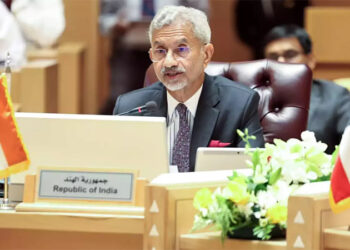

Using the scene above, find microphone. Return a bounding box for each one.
[117,101,158,116]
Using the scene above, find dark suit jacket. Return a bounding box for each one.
[113,74,265,171]
[308,79,350,154]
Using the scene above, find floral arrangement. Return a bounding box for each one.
[192,129,337,241]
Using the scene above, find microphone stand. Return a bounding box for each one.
[0,178,14,210]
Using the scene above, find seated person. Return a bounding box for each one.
[262,25,350,154]
[99,0,209,114]
[113,6,264,172]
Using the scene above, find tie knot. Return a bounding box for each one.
[176,103,188,117]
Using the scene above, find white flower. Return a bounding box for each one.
[253,172,268,184]
[281,161,309,184]
[237,202,253,218]
[301,131,317,143]
[254,211,261,219]
[256,190,277,210]
[213,187,222,195]
[301,131,328,152]
[306,171,318,180]
[260,208,267,217]
[200,208,209,217]
[320,160,333,176]
[221,186,231,199]
[268,180,291,203]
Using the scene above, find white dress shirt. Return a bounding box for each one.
[167,85,203,164]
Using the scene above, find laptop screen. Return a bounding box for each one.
[9,113,169,182]
[195,147,252,172]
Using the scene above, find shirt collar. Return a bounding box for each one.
[167,84,203,119]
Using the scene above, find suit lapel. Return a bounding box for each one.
[145,83,167,118]
[189,74,220,171]
[308,80,320,129]
[147,79,220,172]
[157,87,167,118]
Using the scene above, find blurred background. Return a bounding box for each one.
[1,0,349,115]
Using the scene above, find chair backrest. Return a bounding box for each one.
[143,59,312,143]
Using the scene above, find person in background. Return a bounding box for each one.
[11,0,65,48]
[100,0,209,36]
[113,6,264,172]
[262,25,350,154]
[235,0,309,59]
[0,1,26,69]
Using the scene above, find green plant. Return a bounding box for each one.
[192,130,336,241]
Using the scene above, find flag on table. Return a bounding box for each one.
[330,126,350,213]
[0,74,30,178]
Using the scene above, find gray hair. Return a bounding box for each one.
[148,5,211,44]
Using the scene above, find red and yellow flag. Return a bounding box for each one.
[0,74,30,178]
[330,126,350,213]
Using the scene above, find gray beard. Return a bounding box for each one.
[163,81,187,91]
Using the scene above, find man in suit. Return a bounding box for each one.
[262,25,350,154]
[100,0,209,114]
[113,5,264,172]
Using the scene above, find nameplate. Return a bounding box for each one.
[36,167,138,204]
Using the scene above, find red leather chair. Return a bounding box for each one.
[143,59,312,143]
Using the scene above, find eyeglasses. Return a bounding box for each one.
[266,49,303,62]
[149,46,191,62]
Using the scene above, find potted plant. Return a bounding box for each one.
[192,130,337,241]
